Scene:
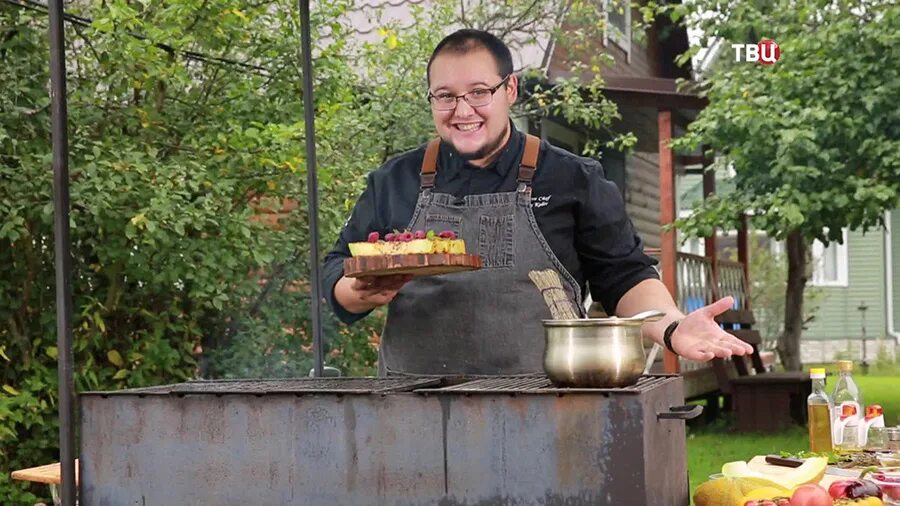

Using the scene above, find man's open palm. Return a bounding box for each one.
[671,296,755,361]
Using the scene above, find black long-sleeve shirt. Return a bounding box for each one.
[322,126,659,324]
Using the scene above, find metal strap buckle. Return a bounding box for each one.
[420,172,436,190]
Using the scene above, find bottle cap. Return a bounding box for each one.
[837,360,854,372]
[840,403,858,418]
[809,368,826,378]
[865,404,883,418]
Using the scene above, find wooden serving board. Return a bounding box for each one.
[746,455,867,489]
[344,253,482,278]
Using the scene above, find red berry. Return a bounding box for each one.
[385,232,395,242]
[414,230,426,239]
[367,232,380,243]
[400,232,414,241]
[438,230,456,239]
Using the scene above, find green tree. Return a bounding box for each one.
[746,239,823,350]
[1,0,399,499]
[666,0,899,370]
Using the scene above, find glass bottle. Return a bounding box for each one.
[807,368,833,452]
[831,360,863,451]
[861,404,885,449]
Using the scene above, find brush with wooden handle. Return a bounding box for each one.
[528,269,580,320]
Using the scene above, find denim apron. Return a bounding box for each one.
[379,134,585,376]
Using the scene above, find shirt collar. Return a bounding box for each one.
[438,120,524,177]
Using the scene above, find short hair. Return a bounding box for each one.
[427,29,514,86]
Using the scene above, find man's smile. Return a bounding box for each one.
[453,122,483,133]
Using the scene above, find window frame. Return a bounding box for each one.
[810,228,849,287]
[603,0,632,63]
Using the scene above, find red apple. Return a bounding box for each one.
[791,484,833,506]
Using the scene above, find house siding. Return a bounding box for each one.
[549,6,659,79]
[804,229,886,340]
[598,15,657,79]
[625,152,660,250]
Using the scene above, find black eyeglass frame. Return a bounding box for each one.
[426,74,512,110]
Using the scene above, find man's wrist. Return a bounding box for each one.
[663,320,681,354]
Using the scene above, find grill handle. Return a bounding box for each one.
[657,404,703,420]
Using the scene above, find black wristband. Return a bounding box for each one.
[663,320,680,354]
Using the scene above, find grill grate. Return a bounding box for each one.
[415,374,674,395]
[83,375,677,397]
[85,377,442,396]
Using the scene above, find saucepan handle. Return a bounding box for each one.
[657,404,703,420]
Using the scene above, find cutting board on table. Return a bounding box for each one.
[747,455,864,489]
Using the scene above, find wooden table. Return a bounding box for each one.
[11,460,78,505]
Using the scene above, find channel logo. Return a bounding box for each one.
[732,39,780,64]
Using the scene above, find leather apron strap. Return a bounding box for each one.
[517,133,540,185]
[419,134,541,190]
[419,139,440,190]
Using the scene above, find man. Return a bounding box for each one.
[322,29,752,376]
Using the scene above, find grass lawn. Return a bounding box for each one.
[686,362,900,502]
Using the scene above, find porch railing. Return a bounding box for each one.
[716,259,750,310]
[674,252,716,314]
[646,249,752,373]
[645,248,750,310]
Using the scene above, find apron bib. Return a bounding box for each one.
[379,135,584,376]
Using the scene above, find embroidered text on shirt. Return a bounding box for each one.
[531,195,551,208]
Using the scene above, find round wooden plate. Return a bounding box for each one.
[343,253,482,278]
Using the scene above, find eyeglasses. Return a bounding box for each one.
[427,75,511,111]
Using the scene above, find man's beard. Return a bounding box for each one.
[449,122,509,162]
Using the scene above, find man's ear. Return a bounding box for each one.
[506,73,518,104]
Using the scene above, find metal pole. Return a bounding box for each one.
[858,301,868,373]
[299,0,324,377]
[47,0,77,503]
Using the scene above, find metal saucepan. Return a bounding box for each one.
[541,309,666,388]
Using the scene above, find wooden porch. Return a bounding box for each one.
[651,108,811,432]
[655,108,758,391]
[645,249,776,399]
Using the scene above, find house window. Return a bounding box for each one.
[603,0,631,62]
[541,120,583,154]
[600,148,626,198]
[810,229,849,287]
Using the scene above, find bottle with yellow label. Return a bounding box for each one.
[807,367,833,452]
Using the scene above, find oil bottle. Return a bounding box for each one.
[807,367,833,452]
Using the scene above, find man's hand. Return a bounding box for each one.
[334,274,414,314]
[670,296,755,361]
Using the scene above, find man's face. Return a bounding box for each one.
[428,48,517,166]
